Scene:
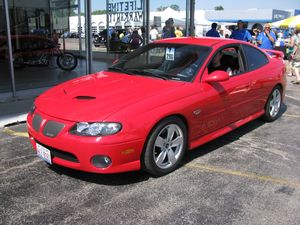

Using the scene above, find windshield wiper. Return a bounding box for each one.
[126,69,168,80]
[107,67,133,75]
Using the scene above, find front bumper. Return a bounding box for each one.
[27,110,144,174]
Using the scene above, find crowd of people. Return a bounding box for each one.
[103,18,184,52]
[103,17,300,85]
[206,20,300,85]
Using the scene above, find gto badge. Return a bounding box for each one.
[193,109,201,116]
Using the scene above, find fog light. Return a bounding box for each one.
[91,155,112,168]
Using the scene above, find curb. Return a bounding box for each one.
[0,113,27,128]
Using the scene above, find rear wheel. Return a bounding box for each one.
[57,52,77,71]
[13,56,24,69]
[262,86,282,122]
[142,117,187,176]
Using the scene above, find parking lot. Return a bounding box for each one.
[0,77,300,225]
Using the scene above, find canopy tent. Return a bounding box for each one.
[149,7,186,27]
[271,15,300,29]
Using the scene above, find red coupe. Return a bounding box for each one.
[27,37,286,176]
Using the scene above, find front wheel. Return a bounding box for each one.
[142,117,187,176]
[57,52,78,71]
[262,86,282,122]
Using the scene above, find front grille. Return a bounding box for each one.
[36,140,79,163]
[32,114,43,132]
[42,120,65,138]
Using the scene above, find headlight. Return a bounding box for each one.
[70,122,122,136]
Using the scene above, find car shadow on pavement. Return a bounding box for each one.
[48,104,287,184]
[182,103,287,165]
[49,164,151,186]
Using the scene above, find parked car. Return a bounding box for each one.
[27,37,286,176]
[61,32,70,38]
[69,32,79,38]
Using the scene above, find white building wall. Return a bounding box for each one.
[69,8,211,34]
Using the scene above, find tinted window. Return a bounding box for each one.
[242,44,268,71]
[108,44,211,82]
[208,47,244,76]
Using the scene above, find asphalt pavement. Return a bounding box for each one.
[0,77,300,225]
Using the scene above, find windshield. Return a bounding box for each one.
[107,43,211,82]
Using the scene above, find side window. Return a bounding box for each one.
[242,44,269,71]
[208,47,244,76]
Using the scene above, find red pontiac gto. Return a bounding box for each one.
[27,37,286,176]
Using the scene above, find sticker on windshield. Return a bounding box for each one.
[165,48,175,61]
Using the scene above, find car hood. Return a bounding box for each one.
[35,71,185,122]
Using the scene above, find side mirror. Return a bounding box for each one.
[204,70,229,83]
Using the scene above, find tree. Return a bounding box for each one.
[92,10,107,15]
[214,5,224,10]
[170,4,180,12]
[157,5,180,12]
[157,6,167,12]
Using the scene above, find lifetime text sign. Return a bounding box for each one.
[107,0,143,23]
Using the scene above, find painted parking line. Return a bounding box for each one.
[3,127,299,188]
[185,163,300,189]
[286,94,300,100]
[3,127,28,138]
[283,114,300,118]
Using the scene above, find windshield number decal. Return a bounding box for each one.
[165,48,175,61]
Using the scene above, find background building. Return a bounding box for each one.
[0,0,298,99]
[206,8,292,30]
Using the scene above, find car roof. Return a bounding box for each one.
[155,37,243,47]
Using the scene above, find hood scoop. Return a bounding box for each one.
[74,96,96,100]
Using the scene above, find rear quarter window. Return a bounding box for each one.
[242,44,269,71]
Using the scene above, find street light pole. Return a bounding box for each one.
[84,0,92,74]
[190,0,195,36]
[185,0,190,36]
[106,0,110,52]
[78,0,82,57]
[3,0,16,98]
[186,0,195,37]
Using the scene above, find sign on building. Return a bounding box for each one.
[272,9,290,22]
[107,0,143,24]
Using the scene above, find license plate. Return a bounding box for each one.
[36,143,52,165]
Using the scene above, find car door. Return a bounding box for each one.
[240,44,272,116]
[202,45,253,126]
[190,67,231,139]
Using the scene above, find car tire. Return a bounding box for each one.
[262,86,282,122]
[142,117,187,176]
[13,56,24,69]
[57,52,78,71]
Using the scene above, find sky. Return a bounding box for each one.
[92,0,300,11]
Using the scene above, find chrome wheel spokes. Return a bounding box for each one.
[269,89,281,118]
[153,124,184,169]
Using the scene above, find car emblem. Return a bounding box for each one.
[193,109,201,115]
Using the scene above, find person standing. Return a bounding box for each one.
[129,30,143,50]
[230,20,252,42]
[162,18,176,39]
[175,27,183,38]
[290,29,300,84]
[149,25,159,42]
[286,30,299,76]
[257,23,276,51]
[219,27,225,38]
[206,23,220,37]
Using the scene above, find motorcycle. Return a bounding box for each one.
[13,46,77,71]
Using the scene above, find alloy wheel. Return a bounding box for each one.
[269,88,281,118]
[153,124,184,169]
